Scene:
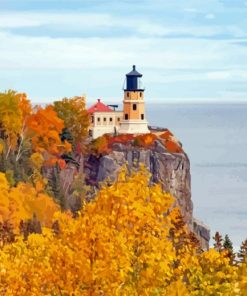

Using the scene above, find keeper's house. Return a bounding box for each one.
[87,99,123,139]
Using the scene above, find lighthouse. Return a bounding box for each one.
[118,65,150,134]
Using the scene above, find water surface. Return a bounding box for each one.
[147,103,247,248]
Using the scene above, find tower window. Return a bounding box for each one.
[133,104,137,111]
[125,114,129,120]
[141,114,144,120]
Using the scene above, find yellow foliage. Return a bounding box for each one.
[0,142,3,154]
[30,152,44,170]
[0,167,246,295]
[163,280,190,296]
[0,90,23,150]
[53,96,90,151]
[0,173,59,230]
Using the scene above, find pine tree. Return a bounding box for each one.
[223,234,235,263]
[238,239,247,262]
[223,234,233,252]
[46,164,66,209]
[60,127,73,144]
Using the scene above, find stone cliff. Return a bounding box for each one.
[84,137,210,249]
[85,142,192,224]
[54,131,210,249]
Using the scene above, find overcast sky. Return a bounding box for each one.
[1,0,247,104]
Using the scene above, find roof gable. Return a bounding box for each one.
[87,99,113,113]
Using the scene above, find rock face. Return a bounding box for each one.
[84,141,210,249]
[193,218,210,250]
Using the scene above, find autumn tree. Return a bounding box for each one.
[0,90,23,158]
[0,167,178,295]
[29,152,47,193]
[213,231,223,252]
[0,172,59,231]
[0,221,15,247]
[0,91,34,183]
[27,105,71,157]
[0,167,246,295]
[0,90,32,160]
[53,96,89,152]
[186,248,238,295]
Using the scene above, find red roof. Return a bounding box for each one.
[87,99,113,113]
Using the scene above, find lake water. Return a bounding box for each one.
[147,103,247,248]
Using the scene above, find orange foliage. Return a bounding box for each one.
[159,130,183,153]
[166,139,183,153]
[108,134,135,146]
[89,132,184,155]
[57,159,66,169]
[90,135,111,155]
[18,93,32,120]
[160,130,174,140]
[134,133,158,148]
[27,105,71,155]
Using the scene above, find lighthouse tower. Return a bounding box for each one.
[118,65,150,134]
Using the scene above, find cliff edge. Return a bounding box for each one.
[83,130,210,249]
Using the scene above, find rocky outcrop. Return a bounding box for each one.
[85,141,192,225]
[193,218,210,250]
[84,140,209,249]
[51,136,209,249]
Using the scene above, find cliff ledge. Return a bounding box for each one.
[83,130,210,249]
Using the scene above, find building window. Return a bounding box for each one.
[133,104,137,111]
[117,117,120,122]
[125,114,129,120]
[91,116,94,123]
[140,92,142,97]
[141,114,144,120]
[127,92,129,97]
[97,117,100,122]
[103,117,107,122]
[109,117,113,122]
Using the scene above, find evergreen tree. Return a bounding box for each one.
[223,234,233,252]
[60,127,73,144]
[223,234,235,263]
[46,164,66,210]
[238,239,247,262]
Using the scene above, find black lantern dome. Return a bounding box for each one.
[124,65,144,91]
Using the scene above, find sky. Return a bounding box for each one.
[1,0,247,104]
